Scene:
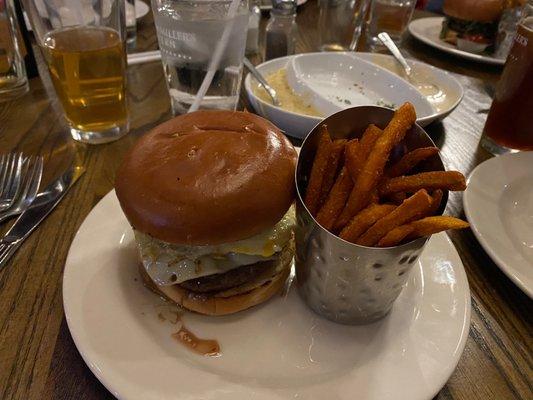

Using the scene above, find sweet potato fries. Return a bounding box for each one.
[303,102,469,247]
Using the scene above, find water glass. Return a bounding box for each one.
[366,0,416,49]
[318,0,370,52]
[0,0,29,101]
[23,0,129,144]
[151,0,249,115]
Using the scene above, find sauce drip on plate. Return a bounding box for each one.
[172,327,221,357]
[153,303,221,357]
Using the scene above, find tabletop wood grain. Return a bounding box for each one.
[0,2,531,400]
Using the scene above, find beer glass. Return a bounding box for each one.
[23,0,129,144]
[0,0,29,101]
[481,0,533,154]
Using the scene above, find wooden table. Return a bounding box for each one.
[0,3,531,399]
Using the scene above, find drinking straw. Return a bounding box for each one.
[187,0,242,113]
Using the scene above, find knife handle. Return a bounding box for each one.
[0,239,22,270]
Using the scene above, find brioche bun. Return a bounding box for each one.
[115,110,297,246]
[117,110,297,315]
[443,0,503,23]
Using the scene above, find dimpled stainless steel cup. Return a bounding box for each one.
[295,106,448,325]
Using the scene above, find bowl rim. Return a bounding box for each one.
[356,52,464,123]
[244,52,449,124]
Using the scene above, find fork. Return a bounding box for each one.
[0,153,24,212]
[0,157,43,224]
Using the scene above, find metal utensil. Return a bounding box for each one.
[0,165,85,269]
[378,32,412,76]
[0,153,24,212]
[295,106,447,325]
[0,157,44,223]
[378,32,442,99]
[127,50,162,65]
[243,57,280,106]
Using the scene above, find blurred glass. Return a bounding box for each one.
[125,0,137,50]
[264,0,297,60]
[318,0,370,51]
[246,0,261,54]
[481,1,533,154]
[366,0,416,49]
[23,0,129,144]
[495,1,525,59]
[0,0,29,101]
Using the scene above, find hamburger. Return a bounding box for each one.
[115,111,297,315]
[440,0,504,53]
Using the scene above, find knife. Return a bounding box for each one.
[0,165,85,270]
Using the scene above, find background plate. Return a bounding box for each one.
[464,152,533,298]
[134,0,150,19]
[408,17,506,66]
[260,0,307,10]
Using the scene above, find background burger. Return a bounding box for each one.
[440,0,504,53]
[115,111,297,316]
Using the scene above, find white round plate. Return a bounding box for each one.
[260,0,307,10]
[63,190,471,400]
[245,53,434,139]
[134,0,150,19]
[464,152,533,298]
[356,53,463,122]
[408,17,506,66]
[24,0,150,31]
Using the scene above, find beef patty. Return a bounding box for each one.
[179,257,279,293]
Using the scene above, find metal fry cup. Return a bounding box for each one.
[295,106,448,325]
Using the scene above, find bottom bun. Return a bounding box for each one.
[139,246,293,316]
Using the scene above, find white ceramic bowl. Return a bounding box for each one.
[245,53,435,139]
[356,52,464,121]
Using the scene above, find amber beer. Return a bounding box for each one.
[482,16,533,153]
[366,0,416,47]
[42,26,127,133]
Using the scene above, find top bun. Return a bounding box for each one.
[443,0,504,22]
[115,111,297,245]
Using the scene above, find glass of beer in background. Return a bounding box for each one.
[318,0,370,52]
[366,0,416,49]
[0,0,29,101]
[23,0,128,144]
[481,0,533,154]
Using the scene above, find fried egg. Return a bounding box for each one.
[135,207,295,286]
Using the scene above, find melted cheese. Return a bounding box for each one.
[135,207,295,286]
